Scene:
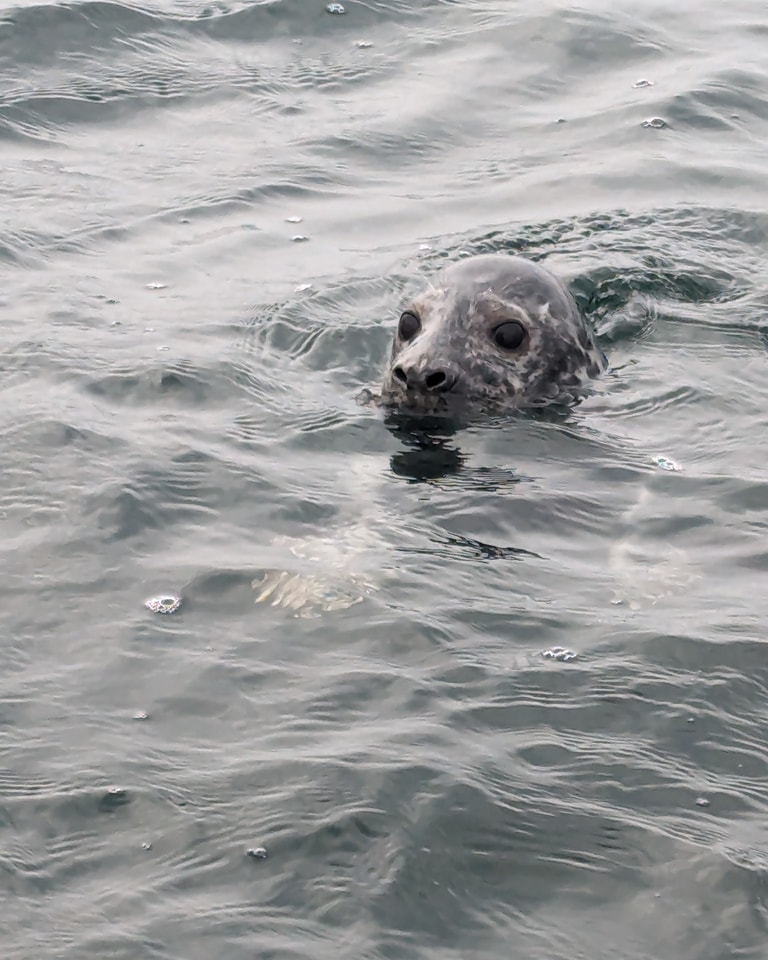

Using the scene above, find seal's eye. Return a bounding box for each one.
[398,311,421,342]
[492,320,526,351]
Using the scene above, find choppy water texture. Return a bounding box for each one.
[3,0,768,957]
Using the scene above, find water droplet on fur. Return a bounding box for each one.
[145,594,182,615]
[642,117,667,129]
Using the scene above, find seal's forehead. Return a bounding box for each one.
[435,254,577,321]
[439,254,530,287]
[411,284,452,317]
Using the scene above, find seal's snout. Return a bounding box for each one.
[392,361,458,394]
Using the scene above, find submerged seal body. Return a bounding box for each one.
[380,254,605,415]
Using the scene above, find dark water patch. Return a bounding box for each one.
[2,417,118,454]
[83,358,249,408]
[308,129,441,166]
[0,228,56,265]
[603,381,713,417]
[87,456,224,542]
[467,211,747,309]
[185,566,270,605]
[194,0,433,41]
[0,207,129,255]
[270,53,396,92]
[552,7,672,69]
[365,778,646,946]
[1,10,402,135]
[0,111,60,143]
[671,68,768,128]
[161,176,334,224]
[0,1,166,65]
[1,76,218,132]
[247,278,398,383]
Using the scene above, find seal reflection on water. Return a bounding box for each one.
[381,254,605,415]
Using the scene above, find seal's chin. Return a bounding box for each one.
[380,370,522,418]
[379,381,463,418]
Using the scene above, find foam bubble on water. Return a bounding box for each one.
[326,3,345,13]
[542,646,577,662]
[285,216,303,223]
[356,40,373,48]
[99,786,130,811]
[146,282,167,290]
[145,594,182,615]
[246,846,269,860]
[642,117,667,129]
[634,78,655,88]
[653,455,683,472]
[291,235,309,243]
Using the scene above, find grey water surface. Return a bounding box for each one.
[3,0,768,957]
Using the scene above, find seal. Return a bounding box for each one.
[380,254,605,415]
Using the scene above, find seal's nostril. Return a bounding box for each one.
[393,366,408,385]
[425,371,447,391]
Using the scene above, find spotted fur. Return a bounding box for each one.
[380,254,605,415]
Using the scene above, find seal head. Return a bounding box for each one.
[380,254,605,415]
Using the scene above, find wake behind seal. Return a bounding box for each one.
[380,254,605,416]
